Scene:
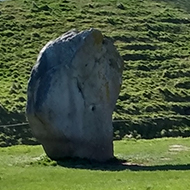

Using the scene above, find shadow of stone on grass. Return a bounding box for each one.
[56,157,128,171]
[55,157,190,171]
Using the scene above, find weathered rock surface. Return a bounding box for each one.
[26,28,123,162]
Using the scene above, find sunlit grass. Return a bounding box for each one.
[1,138,190,190]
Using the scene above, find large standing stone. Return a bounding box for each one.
[26,28,123,162]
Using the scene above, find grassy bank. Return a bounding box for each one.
[1,138,190,189]
[1,0,190,139]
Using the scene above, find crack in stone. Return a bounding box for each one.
[76,77,85,101]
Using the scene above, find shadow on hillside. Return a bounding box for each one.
[0,104,26,125]
[0,104,39,147]
[56,157,190,171]
[0,123,39,147]
[0,110,39,147]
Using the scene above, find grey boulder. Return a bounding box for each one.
[26,28,123,162]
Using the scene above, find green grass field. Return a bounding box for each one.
[1,1,190,189]
[1,138,190,190]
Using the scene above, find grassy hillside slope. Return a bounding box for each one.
[1,0,190,141]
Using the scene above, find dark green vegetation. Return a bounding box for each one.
[0,123,38,147]
[1,138,190,190]
[1,0,190,145]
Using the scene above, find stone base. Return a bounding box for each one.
[41,138,113,162]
